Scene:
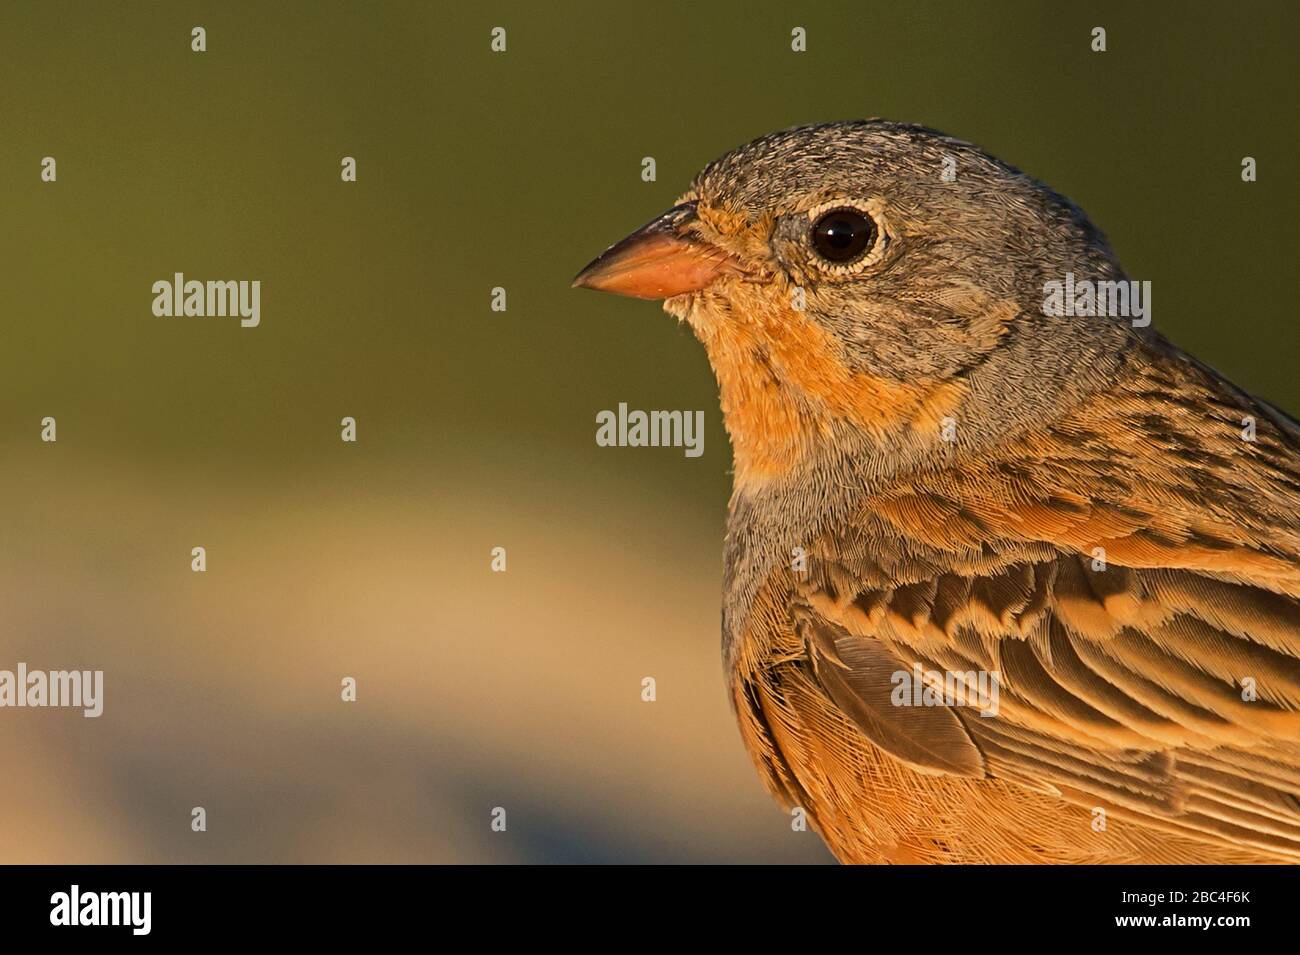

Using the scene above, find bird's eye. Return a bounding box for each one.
[810,207,877,264]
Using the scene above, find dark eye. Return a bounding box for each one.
[810,207,877,264]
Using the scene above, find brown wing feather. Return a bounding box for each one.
[730,348,1300,862]
[799,612,985,777]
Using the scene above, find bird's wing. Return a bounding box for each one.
[789,348,1300,859]
[796,553,1300,858]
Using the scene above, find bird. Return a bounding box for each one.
[572,121,1300,864]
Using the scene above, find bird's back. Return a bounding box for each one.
[726,336,1300,863]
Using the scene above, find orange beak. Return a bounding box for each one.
[572,202,738,300]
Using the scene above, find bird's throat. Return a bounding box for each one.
[683,291,966,488]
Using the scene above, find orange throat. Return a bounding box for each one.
[682,290,965,487]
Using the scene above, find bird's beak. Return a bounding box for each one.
[572,201,738,300]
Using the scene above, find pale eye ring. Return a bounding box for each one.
[810,207,876,263]
[802,200,888,275]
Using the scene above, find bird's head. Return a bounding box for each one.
[574,121,1132,487]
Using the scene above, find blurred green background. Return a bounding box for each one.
[0,0,1295,862]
